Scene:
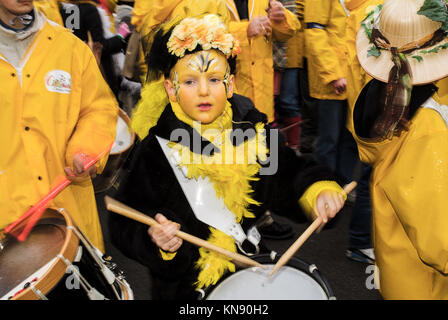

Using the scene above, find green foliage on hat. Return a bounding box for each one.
[417,0,448,32]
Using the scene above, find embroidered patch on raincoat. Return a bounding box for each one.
[44,70,71,94]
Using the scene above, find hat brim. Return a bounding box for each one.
[356,27,448,85]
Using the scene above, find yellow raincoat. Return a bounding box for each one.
[282,0,304,69]
[305,0,348,100]
[435,77,448,105]
[352,87,448,299]
[0,21,118,252]
[345,0,383,133]
[225,0,300,122]
[34,0,64,26]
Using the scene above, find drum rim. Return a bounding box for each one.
[110,108,136,156]
[6,208,80,300]
[204,253,335,300]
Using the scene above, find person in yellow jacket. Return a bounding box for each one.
[354,0,448,299]
[305,0,358,187]
[225,0,300,123]
[34,0,63,25]
[344,0,383,128]
[343,0,383,265]
[0,0,118,252]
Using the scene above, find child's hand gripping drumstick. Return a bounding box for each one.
[268,181,358,277]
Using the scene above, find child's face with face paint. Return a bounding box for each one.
[165,50,234,124]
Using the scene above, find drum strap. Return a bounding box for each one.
[65,223,122,299]
[156,136,260,255]
[57,253,108,300]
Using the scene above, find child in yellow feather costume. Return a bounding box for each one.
[108,14,348,300]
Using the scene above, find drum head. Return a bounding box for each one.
[206,254,334,300]
[206,264,328,300]
[0,211,67,298]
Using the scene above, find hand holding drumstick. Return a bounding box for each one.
[268,181,358,277]
[148,213,183,253]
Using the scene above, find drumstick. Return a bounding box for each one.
[104,196,263,269]
[5,143,113,238]
[268,181,358,277]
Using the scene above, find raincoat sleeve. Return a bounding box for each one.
[228,20,251,47]
[271,6,301,42]
[305,0,346,85]
[65,46,118,173]
[383,126,448,274]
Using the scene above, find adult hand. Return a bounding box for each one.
[64,153,97,180]
[247,16,272,38]
[267,0,286,23]
[314,190,345,224]
[148,214,183,253]
[331,78,347,95]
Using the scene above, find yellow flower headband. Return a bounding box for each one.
[167,14,241,59]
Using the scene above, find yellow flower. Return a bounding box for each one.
[167,14,241,58]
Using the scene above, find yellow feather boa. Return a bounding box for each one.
[169,121,268,289]
[131,77,169,140]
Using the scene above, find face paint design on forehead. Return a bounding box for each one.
[187,51,218,73]
[187,51,231,94]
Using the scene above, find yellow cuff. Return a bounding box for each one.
[159,249,177,261]
[298,181,346,220]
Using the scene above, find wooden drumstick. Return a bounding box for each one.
[268,181,358,277]
[104,196,263,269]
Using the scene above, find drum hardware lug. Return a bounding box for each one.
[102,255,126,278]
[25,281,48,300]
[236,239,260,256]
[196,288,206,300]
[269,250,277,261]
[308,264,318,274]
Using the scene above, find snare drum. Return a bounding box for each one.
[93,108,135,193]
[205,253,335,300]
[0,208,133,300]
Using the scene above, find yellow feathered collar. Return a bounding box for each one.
[170,120,268,290]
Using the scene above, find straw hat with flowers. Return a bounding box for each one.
[356,0,448,139]
[357,0,448,85]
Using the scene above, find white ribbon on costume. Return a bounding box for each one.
[156,136,260,255]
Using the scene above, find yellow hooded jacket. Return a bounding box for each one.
[0,21,118,252]
[305,0,348,100]
[345,0,383,133]
[225,0,300,122]
[352,88,448,299]
[34,0,64,25]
